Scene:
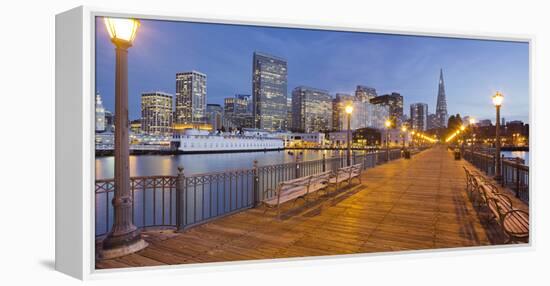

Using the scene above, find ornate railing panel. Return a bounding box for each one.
[95,176,177,237]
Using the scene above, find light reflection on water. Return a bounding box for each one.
[95,149,360,179]
[501,151,529,165]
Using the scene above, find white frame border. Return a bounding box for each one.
[55,5,534,280]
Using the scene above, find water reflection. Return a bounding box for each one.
[501,151,529,165]
[95,149,364,179]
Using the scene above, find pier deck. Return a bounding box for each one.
[96,145,527,269]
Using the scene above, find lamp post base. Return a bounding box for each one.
[99,229,148,260]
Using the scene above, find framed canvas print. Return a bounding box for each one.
[55,6,531,280]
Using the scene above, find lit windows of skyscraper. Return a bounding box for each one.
[141,92,174,135]
[410,103,429,131]
[206,104,223,131]
[224,96,253,128]
[252,52,288,131]
[95,92,106,133]
[291,86,333,133]
[175,71,207,124]
[370,92,403,126]
[355,85,377,102]
[332,93,355,131]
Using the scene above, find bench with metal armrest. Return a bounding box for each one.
[262,171,332,218]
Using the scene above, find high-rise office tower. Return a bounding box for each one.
[95,92,106,132]
[224,96,253,128]
[355,85,377,102]
[291,86,333,133]
[175,71,207,124]
[235,94,253,113]
[410,103,429,131]
[435,68,448,128]
[252,52,288,131]
[206,104,223,131]
[141,91,173,135]
[370,92,404,126]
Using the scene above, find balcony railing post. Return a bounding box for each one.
[253,160,259,207]
[295,154,300,178]
[176,166,186,231]
[515,157,521,198]
[322,154,326,172]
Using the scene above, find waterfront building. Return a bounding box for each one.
[130,119,141,134]
[410,103,429,131]
[329,131,351,148]
[206,104,223,131]
[370,92,403,126]
[291,86,333,133]
[252,52,288,131]
[95,92,106,132]
[141,91,173,135]
[175,71,207,124]
[278,132,326,148]
[435,68,449,128]
[353,127,382,146]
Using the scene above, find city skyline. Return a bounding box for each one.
[95,17,529,123]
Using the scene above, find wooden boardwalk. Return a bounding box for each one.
[96,145,527,269]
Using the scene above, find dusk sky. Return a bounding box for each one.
[95,17,529,123]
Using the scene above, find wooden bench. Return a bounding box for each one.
[262,171,332,218]
[463,167,529,243]
[328,164,362,192]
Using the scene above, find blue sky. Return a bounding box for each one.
[95,17,529,123]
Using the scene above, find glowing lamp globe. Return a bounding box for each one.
[492,91,504,107]
[385,120,392,128]
[104,17,140,46]
[460,125,466,131]
[345,105,353,115]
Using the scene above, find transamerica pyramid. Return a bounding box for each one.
[436,68,448,128]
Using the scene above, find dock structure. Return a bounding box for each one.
[96,145,527,269]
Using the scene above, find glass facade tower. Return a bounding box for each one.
[291,86,332,133]
[175,71,207,124]
[252,52,288,131]
[410,103,429,131]
[141,91,173,135]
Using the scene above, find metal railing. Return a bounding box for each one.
[463,150,496,176]
[95,176,178,237]
[95,148,422,237]
[463,150,529,203]
[502,159,529,202]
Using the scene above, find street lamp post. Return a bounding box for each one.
[469,118,476,154]
[100,18,148,259]
[493,92,504,183]
[401,126,407,149]
[460,125,466,155]
[385,119,391,161]
[345,105,353,166]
